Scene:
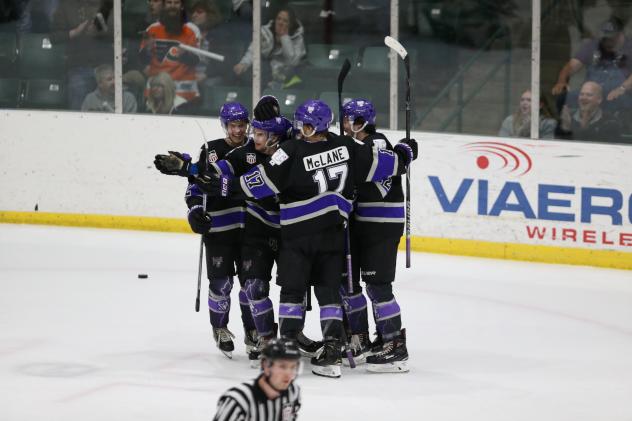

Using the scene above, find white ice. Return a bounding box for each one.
[1,224,631,421]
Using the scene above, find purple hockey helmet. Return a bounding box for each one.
[219,102,249,126]
[251,116,292,136]
[293,99,333,136]
[343,98,376,126]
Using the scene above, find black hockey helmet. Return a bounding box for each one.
[261,338,301,361]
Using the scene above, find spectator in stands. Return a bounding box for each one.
[147,0,162,24]
[51,0,114,110]
[498,89,557,139]
[139,0,201,102]
[552,17,632,112]
[145,71,187,114]
[81,64,137,113]
[233,6,305,88]
[188,0,233,85]
[557,81,622,143]
[232,0,251,19]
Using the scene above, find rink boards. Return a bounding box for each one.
[0,110,630,269]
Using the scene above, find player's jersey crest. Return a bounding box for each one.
[246,153,256,164]
[208,150,218,163]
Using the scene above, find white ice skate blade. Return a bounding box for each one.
[366,360,409,373]
[311,365,342,378]
[220,350,233,359]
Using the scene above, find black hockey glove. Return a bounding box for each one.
[195,173,247,201]
[187,205,212,234]
[254,95,281,120]
[154,151,193,176]
[394,137,418,165]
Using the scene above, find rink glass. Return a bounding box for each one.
[1,0,631,144]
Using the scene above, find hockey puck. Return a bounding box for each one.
[138,274,148,279]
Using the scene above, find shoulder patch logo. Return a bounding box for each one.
[208,150,218,163]
[246,153,256,164]
[270,149,289,166]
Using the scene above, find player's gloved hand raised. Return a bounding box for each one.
[394,137,419,164]
[154,151,193,176]
[254,95,281,120]
[187,205,212,234]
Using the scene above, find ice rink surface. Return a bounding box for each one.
[1,224,631,421]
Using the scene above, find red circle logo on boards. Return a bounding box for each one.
[463,142,533,176]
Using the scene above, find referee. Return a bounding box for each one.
[213,338,302,421]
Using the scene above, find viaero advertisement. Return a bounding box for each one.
[406,134,632,253]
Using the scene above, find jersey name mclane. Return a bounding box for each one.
[303,146,350,171]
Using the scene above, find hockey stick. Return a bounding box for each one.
[384,36,412,268]
[337,59,356,369]
[338,58,351,137]
[195,192,206,312]
[337,58,353,295]
[195,123,209,312]
[178,43,225,62]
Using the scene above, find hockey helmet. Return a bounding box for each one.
[219,102,249,126]
[343,98,376,126]
[252,116,292,136]
[293,99,333,137]
[261,338,301,362]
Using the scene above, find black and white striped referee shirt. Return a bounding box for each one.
[213,375,301,421]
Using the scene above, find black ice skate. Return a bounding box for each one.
[311,340,342,378]
[213,327,235,359]
[297,331,323,358]
[370,331,384,354]
[244,329,259,355]
[250,336,276,368]
[366,329,409,373]
[343,332,372,366]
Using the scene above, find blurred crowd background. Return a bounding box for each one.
[1,0,632,144]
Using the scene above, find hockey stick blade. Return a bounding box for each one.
[384,36,408,60]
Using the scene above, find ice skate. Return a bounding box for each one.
[311,340,342,378]
[244,328,259,354]
[342,332,372,366]
[213,327,235,359]
[248,335,273,368]
[297,331,323,358]
[370,331,384,355]
[366,329,409,373]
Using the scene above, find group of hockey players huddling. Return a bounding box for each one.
[154,94,418,378]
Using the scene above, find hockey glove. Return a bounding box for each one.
[195,173,247,201]
[187,205,212,234]
[254,95,281,120]
[394,137,418,165]
[154,151,195,176]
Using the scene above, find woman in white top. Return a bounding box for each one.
[233,7,306,88]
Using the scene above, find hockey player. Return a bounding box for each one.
[201,98,323,363]
[154,102,255,358]
[198,99,417,378]
[209,112,292,366]
[341,99,409,373]
[212,338,302,421]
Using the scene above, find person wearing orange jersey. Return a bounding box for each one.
[139,0,201,102]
